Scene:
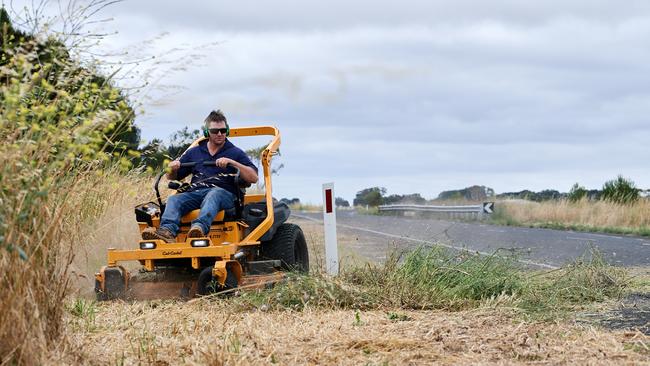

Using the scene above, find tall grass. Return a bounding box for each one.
[0,39,135,364]
[344,247,524,310]
[492,198,650,235]
[231,245,628,317]
[520,250,628,316]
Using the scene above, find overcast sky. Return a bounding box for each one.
[8,0,650,203]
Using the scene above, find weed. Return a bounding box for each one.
[113,352,126,366]
[353,310,364,326]
[387,312,411,322]
[129,329,159,365]
[68,298,97,331]
[225,332,242,354]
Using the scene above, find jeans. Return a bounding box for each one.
[160,187,236,236]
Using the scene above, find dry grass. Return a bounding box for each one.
[0,35,138,364]
[494,199,650,235]
[57,301,649,365]
[0,169,147,364]
[70,173,153,297]
[289,202,323,212]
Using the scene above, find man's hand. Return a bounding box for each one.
[166,160,181,180]
[216,157,258,184]
[169,160,181,171]
[215,157,234,168]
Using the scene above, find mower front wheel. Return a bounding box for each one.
[197,266,238,296]
[95,267,126,301]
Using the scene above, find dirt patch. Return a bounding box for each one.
[582,293,650,336]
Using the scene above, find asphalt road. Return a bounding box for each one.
[295,210,650,269]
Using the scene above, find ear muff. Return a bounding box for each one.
[203,122,230,137]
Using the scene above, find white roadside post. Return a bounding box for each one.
[322,182,339,276]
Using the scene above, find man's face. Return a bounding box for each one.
[207,121,227,145]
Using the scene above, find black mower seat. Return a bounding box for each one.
[180,207,238,225]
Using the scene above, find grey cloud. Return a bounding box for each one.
[100,1,650,32]
[9,0,650,202]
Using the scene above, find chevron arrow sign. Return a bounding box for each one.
[482,202,494,214]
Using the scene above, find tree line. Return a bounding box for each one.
[351,176,646,207]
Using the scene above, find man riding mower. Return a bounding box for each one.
[94,115,309,300]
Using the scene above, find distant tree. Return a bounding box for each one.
[335,197,350,207]
[496,189,565,202]
[568,183,588,202]
[537,189,562,201]
[438,185,494,201]
[383,194,403,205]
[601,175,640,204]
[166,127,202,159]
[437,190,464,200]
[135,127,202,170]
[353,187,386,207]
[384,193,426,205]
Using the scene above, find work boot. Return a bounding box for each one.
[187,225,205,238]
[141,227,175,243]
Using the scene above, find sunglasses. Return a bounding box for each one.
[208,128,228,135]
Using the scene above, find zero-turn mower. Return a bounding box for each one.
[95,126,309,300]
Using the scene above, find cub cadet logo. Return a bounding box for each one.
[162,250,182,256]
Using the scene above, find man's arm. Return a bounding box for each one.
[215,158,258,184]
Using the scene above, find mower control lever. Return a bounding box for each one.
[178,161,217,168]
[154,161,241,209]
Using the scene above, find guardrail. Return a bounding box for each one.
[378,202,494,220]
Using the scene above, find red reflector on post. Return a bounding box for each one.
[325,189,333,213]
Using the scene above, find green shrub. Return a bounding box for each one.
[601,175,640,204]
[0,16,137,363]
[568,183,588,202]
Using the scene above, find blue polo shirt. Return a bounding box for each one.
[176,139,258,197]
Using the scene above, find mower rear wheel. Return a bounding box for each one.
[262,223,309,272]
[95,267,126,301]
[197,266,238,296]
